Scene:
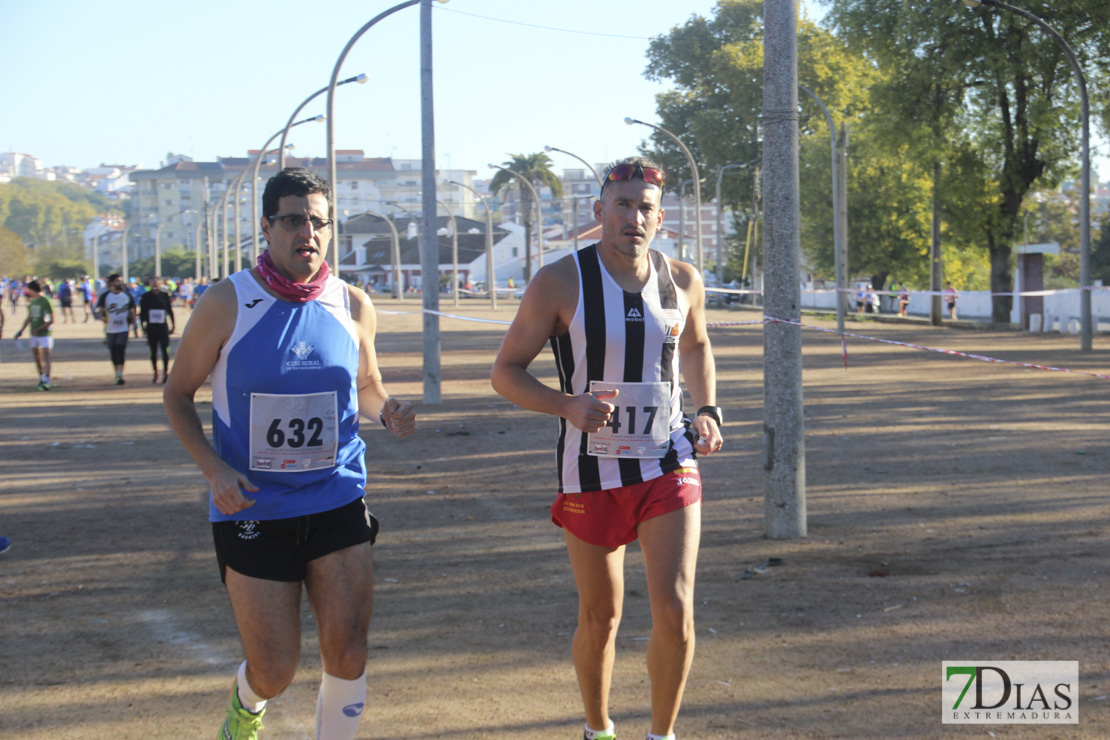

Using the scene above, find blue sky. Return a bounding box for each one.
[1,0,1104,180]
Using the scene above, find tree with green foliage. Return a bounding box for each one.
[128,248,204,280]
[824,0,1110,322]
[0,178,122,278]
[0,225,34,276]
[488,152,563,282]
[645,1,962,294]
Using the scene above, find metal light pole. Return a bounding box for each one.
[325,0,448,276]
[154,209,196,278]
[280,74,367,170]
[544,145,602,186]
[564,193,595,252]
[435,197,459,307]
[194,210,206,281]
[715,159,760,304]
[216,178,235,279]
[762,0,806,539]
[489,163,544,280]
[254,125,320,261]
[419,0,442,404]
[231,165,257,274]
[799,85,846,332]
[360,209,403,301]
[677,178,693,263]
[386,201,419,234]
[119,220,147,283]
[625,116,704,276]
[447,178,497,309]
[961,0,1092,350]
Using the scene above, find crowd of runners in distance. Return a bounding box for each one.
[2,273,211,319]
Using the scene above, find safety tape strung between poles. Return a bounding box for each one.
[756,315,1110,380]
[380,308,1110,380]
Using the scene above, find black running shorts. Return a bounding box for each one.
[212,497,379,583]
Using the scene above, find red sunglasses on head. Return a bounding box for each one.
[602,163,665,192]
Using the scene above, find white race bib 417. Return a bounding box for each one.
[586,380,671,458]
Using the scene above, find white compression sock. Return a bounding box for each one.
[236,660,267,714]
[315,671,366,740]
[647,734,676,740]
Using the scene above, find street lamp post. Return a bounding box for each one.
[231,167,255,274]
[386,202,419,233]
[625,117,704,276]
[119,219,149,283]
[961,0,1092,350]
[154,209,197,277]
[799,85,846,333]
[563,193,595,252]
[216,177,237,279]
[324,0,448,275]
[447,179,497,309]
[489,163,544,281]
[279,74,367,170]
[194,210,207,281]
[715,159,760,304]
[544,145,602,186]
[677,178,701,264]
[359,209,403,301]
[434,197,459,308]
[254,129,318,262]
[385,201,419,294]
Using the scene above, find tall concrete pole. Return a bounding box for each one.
[762,0,806,539]
[930,161,943,325]
[419,0,441,404]
[837,124,849,320]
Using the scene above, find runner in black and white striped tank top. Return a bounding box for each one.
[550,244,698,493]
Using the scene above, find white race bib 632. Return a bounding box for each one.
[249,392,339,472]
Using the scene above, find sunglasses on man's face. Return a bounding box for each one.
[602,163,665,191]
[269,214,333,232]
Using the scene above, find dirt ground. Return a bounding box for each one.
[1,298,1109,739]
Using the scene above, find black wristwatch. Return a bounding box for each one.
[696,405,723,426]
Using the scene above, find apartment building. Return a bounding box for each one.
[126,153,478,265]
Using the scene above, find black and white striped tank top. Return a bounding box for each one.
[548,244,698,494]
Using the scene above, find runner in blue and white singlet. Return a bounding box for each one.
[208,270,365,522]
[550,244,697,494]
[164,168,416,740]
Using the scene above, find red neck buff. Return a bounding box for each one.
[256,249,330,303]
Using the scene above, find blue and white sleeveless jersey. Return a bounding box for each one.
[209,270,366,522]
[549,245,698,494]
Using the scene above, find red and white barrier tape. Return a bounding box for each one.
[758,315,1110,380]
[379,308,1110,380]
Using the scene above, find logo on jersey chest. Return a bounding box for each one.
[286,340,323,370]
[626,307,644,322]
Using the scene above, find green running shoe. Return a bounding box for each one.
[218,684,264,740]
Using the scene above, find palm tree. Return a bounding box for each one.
[488,152,563,282]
